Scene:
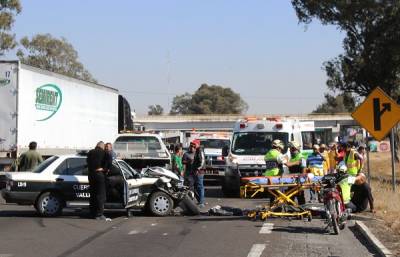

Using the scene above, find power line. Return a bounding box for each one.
[119,90,322,100]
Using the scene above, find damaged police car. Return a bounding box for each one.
[0,154,199,217]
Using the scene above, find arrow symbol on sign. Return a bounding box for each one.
[373,98,391,131]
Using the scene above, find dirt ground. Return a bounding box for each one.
[360,152,400,255]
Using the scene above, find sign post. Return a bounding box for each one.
[366,131,371,185]
[390,128,396,192]
[352,87,400,192]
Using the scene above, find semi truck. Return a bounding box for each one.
[0,61,133,169]
[221,117,315,196]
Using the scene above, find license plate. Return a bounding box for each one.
[205,169,219,175]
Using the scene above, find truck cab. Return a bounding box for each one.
[198,134,230,181]
[222,117,314,196]
[113,133,171,170]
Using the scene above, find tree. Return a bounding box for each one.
[0,0,21,56]
[170,93,192,115]
[291,0,400,99]
[170,84,248,115]
[292,0,400,160]
[16,34,97,82]
[313,93,356,114]
[148,104,164,115]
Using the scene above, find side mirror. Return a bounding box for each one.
[222,145,229,157]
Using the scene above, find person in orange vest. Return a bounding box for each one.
[319,144,330,175]
[328,142,338,173]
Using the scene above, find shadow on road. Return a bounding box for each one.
[190,216,248,222]
[271,225,328,235]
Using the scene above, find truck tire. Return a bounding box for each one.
[179,195,200,216]
[148,191,173,217]
[36,192,63,217]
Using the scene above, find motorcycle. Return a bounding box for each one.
[319,167,351,235]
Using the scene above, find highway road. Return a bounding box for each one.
[0,187,378,257]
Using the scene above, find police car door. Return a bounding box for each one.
[116,161,141,208]
[52,157,90,202]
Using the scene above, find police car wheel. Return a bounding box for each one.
[148,191,173,217]
[36,192,63,217]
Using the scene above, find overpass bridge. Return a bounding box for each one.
[134,113,358,132]
[133,114,361,145]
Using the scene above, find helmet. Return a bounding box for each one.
[272,139,284,149]
[337,161,347,173]
[288,141,300,150]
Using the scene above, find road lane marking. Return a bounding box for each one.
[259,223,274,234]
[128,230,139,235]
[247,244,266,257]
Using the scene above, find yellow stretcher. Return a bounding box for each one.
[241,175,322,221]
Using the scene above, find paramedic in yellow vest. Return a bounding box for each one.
[319,144,330,175]
[344,142,363,176]
[264,139,287,176]
[285,141,306,205]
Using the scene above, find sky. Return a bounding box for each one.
[8,0,344,115]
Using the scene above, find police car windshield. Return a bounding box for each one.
[32,156,59,173]
[200,139,230,149]
[232,132,288,155]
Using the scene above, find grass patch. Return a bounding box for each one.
[371,179,400,234]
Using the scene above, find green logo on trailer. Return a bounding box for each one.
[0,78,10,87]
[35,84,63,121]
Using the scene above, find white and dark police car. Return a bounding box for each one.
[0,154,198,217]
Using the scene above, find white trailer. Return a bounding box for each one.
[0,61,131,160]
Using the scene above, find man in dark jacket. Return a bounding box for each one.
[18,141,43,171]
[182,140,206,207]
[347,173,374,213]
[87,141,111,220]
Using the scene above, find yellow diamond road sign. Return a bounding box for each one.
[352,87,400,141]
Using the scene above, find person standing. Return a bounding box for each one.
[306,145,325,177]
[105,142,117,160]
[319,144,330,175]
[263,139,287,176]
[357,144,367,173]
[182,142,196,192]
[18,141,43,171]
[192,140,206,207]
[285,141,306,205]
[87,141,111,221]
[344,142,363,176]
[306,145,325,202]
[171,145,184,177]
[328,143,338,173]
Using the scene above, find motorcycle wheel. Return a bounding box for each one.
[179,195,200,216]
[328,200,340,235]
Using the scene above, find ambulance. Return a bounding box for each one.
[221,117,314,196]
